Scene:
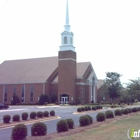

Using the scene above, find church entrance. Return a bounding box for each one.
[60,94,69,104]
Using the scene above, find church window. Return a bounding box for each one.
[4,86,8,102]
[64,36,67,44]
[30,86,34,102]
[21,85,25,102]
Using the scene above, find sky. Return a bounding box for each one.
[0,0,140,86]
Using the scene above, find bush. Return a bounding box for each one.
[81,107,85,111]
[57,120,69,132]
[44,111,49,117]
[79,115,90,126]
[132,107,137,112]
[127,108,132,113]
[114,109,122,116]
[11,124,27,140]
[85,115,93,124]
[123,109,129,115]
[87,106,91,110]
[92,106,96,110]
[22,112,28,120]
[96,112,105,122]
[84,106,88,111]
[37,111,43,118]
[3,115,11,123]
[31,122,47,136]
[105,110,114,119]
[65,119,74,129]
[30,112,36,119]
[50,110,55,116]
[121,109,124,114]
[12,115,20,122]
[77,107,82,112]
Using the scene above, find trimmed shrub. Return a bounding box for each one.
[30,112,36,119]
[123,109,129,115]
[127,108,132,113]
[22,112,28,120]
[11,124,27,140]
[84,106,88,111]
[92,106,96,110]
[50,110,55,116]
[3,115,11,123]
[57,120,69,132]
[105,110,114,119]
[132,107,137,112]
[12,115,20,122]
[87,106,91,110]
[77,107,82,112]
[81,107,85,111]
[65,119,74,129]
[115,109,122,116]
[85,115,93,124]
[96,112,105,122]
[44,111,49,117]
[121,109,124,114]
[37,111,43,118]
[79,115,90,126]
[31,122,47,136]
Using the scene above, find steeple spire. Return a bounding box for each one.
[65,0,70,32]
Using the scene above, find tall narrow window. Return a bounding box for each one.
[4,86,8,102]
[13,86,16,95]
[21,85,24,102]
[30,86,34,102]
[70,37,73,44]
[64,36,67,44]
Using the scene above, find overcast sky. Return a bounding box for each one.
[0,0,140,85]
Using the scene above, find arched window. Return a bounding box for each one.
[64,36,67,44]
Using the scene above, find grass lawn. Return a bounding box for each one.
[54,113,140,140]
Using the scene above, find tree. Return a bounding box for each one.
[106,72,122,102]
[39,94,45,105]
[50,93,58,103]
[126,77,140,101]
[38,94,51,105]
[11,94,20,105]
[101,72,122,103]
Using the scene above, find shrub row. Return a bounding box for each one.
[77,105,102,112]
[96,107,140,122]
[11,115,93,139]
[3,110,55,123]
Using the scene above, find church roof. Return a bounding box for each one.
[0,57,91,84]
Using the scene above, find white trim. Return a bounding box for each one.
[58,58,76,61]
[43,83,45,95]
[76,82,85,85]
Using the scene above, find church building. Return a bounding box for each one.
[0,0,98,104]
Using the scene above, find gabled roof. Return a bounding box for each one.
[76,62,90,78]
[0,57,94,84]
[0,57,58,84]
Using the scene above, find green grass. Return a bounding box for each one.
[54,113,140,140]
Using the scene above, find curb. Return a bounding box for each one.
[0,116,61,129]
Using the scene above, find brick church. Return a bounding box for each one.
[0,0,98,104]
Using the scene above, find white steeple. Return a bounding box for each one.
[65,0,70,32]
[60,0,75,52]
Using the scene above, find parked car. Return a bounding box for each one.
[0,103,9,109]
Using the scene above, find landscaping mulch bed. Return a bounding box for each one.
[27,112,138,140]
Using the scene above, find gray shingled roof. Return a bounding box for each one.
[0,57,91,84]
[0,57,58,84]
